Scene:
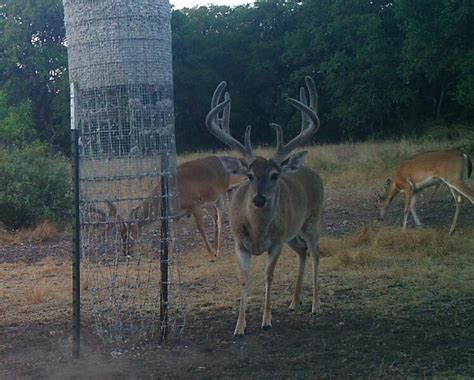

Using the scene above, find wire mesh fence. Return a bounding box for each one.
[63,0,185,349]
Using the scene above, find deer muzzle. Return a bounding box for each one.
[253,195,267,208]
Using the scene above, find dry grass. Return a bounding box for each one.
[321,224,471,269]
[0,257,71,325]
[179,138,472,194]
[179,220,474,320]
[305,138,467,187]
[0,221,62,245]
[1,222,473,369]
[24,285,51,305]
[29,221,61,242]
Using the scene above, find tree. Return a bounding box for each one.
[0,90,36,145]
[0,0,69,152]
[396,0,474,119]
[283,0,409,140]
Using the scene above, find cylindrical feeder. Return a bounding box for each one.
[63,0,184,351]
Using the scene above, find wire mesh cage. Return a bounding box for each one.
[63,0,185,349]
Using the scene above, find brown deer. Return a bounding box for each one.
[205,77,324,336]
[378,149,473,234]
[96,155,243,258]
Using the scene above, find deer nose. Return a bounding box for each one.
[253,195,267,208]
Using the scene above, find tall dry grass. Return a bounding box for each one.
[180,137,472,193]
[0,220,62,245]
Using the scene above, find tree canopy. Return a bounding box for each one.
[0,0,472,153]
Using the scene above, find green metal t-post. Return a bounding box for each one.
[160,148,170,343]
[70,82,81,358]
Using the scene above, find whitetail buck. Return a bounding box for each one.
[378,149,473,234]
[97,155,242,258]
[205,77,324,336]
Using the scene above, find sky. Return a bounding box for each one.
[170,0,252,9]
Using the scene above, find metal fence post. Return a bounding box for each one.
[71,82,81,358]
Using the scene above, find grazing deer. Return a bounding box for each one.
[95,155,242,258]
[378,149,473,234]
[205,77,324,336]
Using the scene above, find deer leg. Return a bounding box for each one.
[402,185,414,229]
[191,207,217,258]
[379,182,399,220]
[409,193,422,226]
[444,180,474,204]
[204,205,219,251]
[287,237,307,311]
[448,187,463,235]
[306,233,321,314]
[262,245,283,330]
[215,196,225,257]
[234,248,251,337]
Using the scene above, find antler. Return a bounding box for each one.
[272,76,320,163]
[206,81,255,164]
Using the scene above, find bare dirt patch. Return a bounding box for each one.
[1,185,473,378]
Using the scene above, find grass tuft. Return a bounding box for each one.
[24,285,48,305]
[325,224,472,270]
[0,221,61,245]
[28,221,60,242]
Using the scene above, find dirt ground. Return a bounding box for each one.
[1,186,473,378]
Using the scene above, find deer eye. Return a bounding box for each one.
[247,173,254,181]
[270,172,279,181]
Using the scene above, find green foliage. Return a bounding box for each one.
[0,91,37,145]
[0,0,472,153]
[171,0,473,151]
[395,0,474,117]
[0,0,69,153]
[0,143,71,229]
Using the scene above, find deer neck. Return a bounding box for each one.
[244,187,281,255]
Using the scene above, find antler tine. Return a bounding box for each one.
[273,76,320,163]
[299,86,308,133]
[221,92,231,133]
[211,81,227,108]
[306,76,318,110]
[206,82,255,163]
[244,125,253,155]
[270,123,284,153]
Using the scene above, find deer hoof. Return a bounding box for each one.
[262,320,273,331]
[312,304,321,314]
[234,325,246,337]
[234,328,246,338]
[289,302,301,311]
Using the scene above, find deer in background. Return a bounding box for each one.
[97,155,242,258]
[206,77,324,336]
[378,149,473,234]
[93,93,243,258]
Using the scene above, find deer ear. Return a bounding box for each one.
[281,151,308,173]
[219,156,249,175]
